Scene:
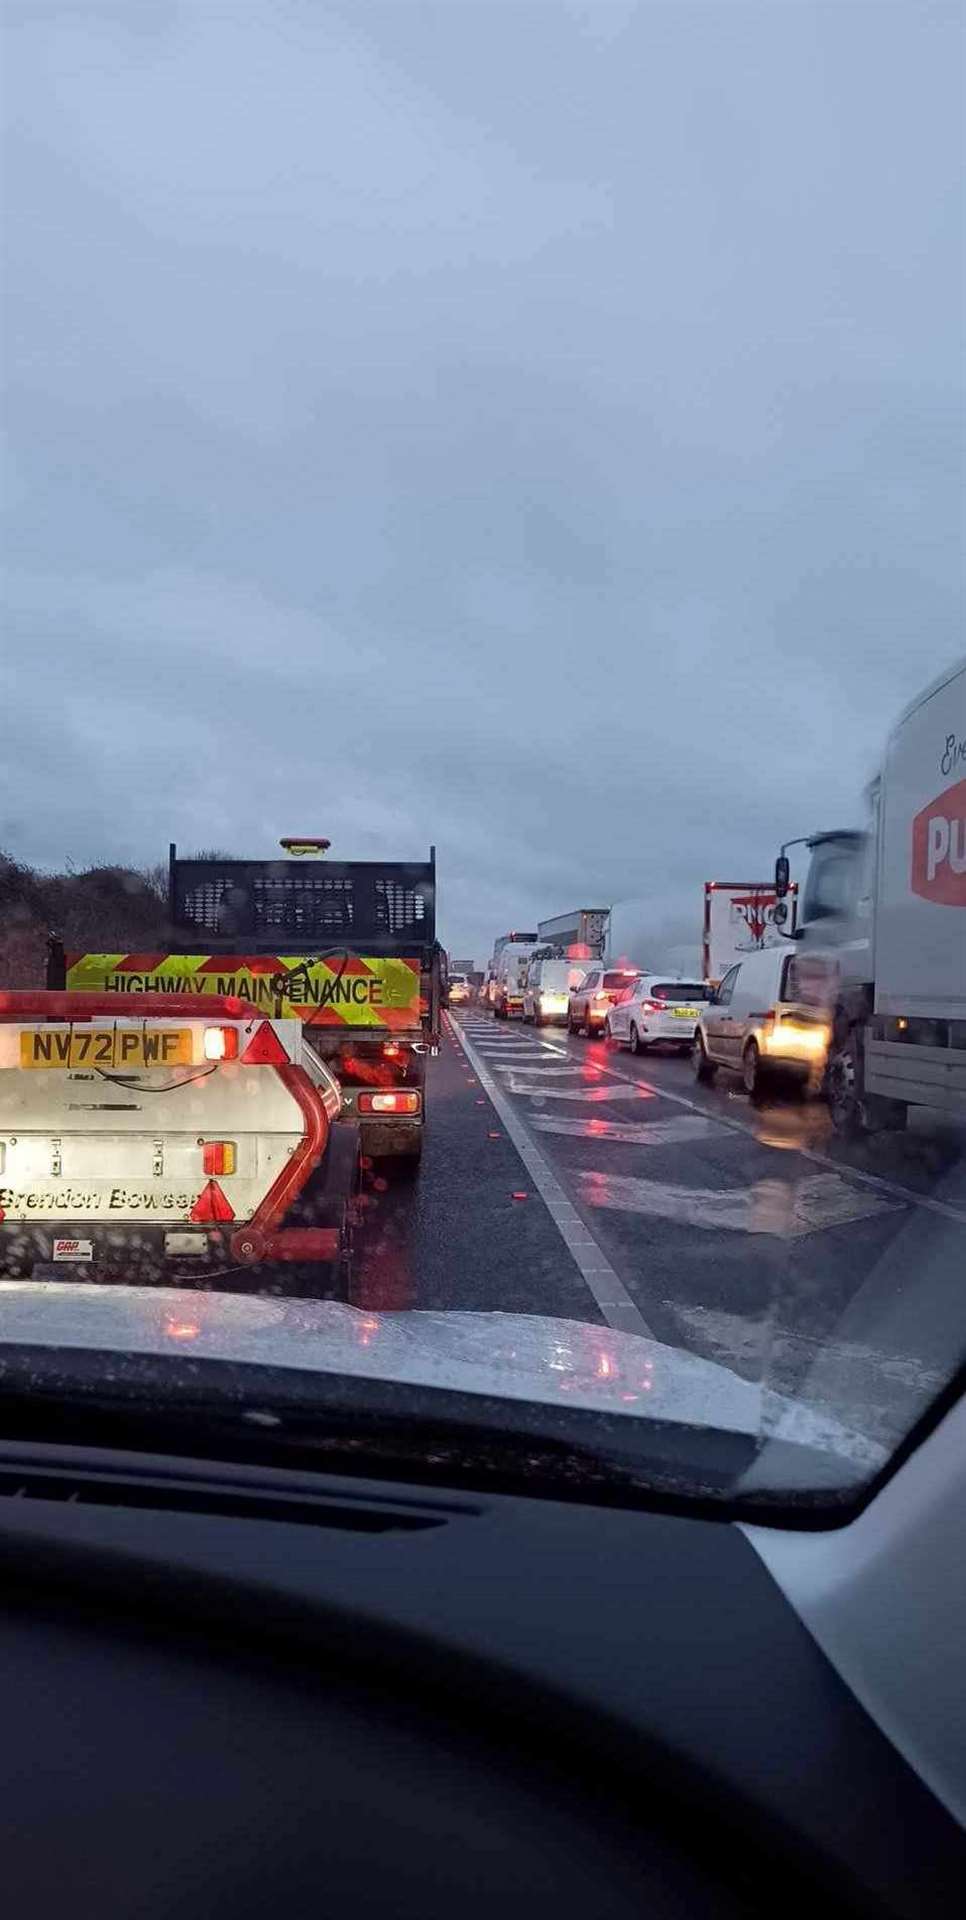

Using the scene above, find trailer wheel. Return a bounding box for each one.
[293,1121,361,1297]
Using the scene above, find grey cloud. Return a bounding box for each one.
[2,1,963,969]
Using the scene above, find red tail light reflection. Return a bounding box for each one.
[163,1313,201,1342]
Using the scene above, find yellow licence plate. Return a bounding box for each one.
[673,1007,698,1019]
[20,1028,193,1070]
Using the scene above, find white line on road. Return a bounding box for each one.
[501,1079,657,1102]
[491,1061,586,1076]
[448,1016,654,1337]
[529,1114,723,1147]
[576,1168,904,1238]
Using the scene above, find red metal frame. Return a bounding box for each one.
[230,1061,331,1264]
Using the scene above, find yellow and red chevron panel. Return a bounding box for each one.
[64,953,423,1029]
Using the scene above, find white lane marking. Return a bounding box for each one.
[448,1016,654,1337]
[529,1114,723,1147]
[501,1079,656,1102]
[491,1062,585,1077]
[543,1041,966,1231]
[576,1169,903,1239]
[475,1045,566,1058]
[668,1301,947,1393]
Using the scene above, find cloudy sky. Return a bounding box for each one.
[2,1,963,965]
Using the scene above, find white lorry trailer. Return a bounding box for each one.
[774,657,966,1134]
[604,888,796,986]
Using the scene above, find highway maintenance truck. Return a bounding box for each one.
[48,839,443,1173]
[774,657,966,1135]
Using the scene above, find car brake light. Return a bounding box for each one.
[640,1000,665,1015]
[239,1020,289,1066]
[202,1141,236,1175]
[357,1091,420,1114]
[203,1026,239,1061]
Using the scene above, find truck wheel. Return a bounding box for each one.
[293,1121,361,1300]
[828,1029,865,1135]
[828,1031,906,1136]
[692,1034,715,1083]
[742,1040,768,1101]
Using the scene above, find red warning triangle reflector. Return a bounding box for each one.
[190,1180,235,1224]
[240,1020,289,1067]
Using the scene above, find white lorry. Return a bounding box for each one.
[604,888,795,986]
[702,881,797,985]
[774,656,966,1135]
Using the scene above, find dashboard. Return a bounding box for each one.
[0,1425,962,1917]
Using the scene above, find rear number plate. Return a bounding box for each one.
[20,1028,192,1069]
[672,1008,698,1019]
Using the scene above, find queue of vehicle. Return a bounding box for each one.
[476,659,965,1139]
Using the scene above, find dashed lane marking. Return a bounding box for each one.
[500,1079,658,1103]
[491,1062,586,1077]
[449,1016,654,1337]
[576,1168,904,1239]
[529,1114,723,1147]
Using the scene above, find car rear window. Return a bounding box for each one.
[603,972,636,989]
[650,982,711,1002]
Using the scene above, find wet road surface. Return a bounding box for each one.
[353,1007,966,1421]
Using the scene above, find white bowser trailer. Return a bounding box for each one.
[0,992,357,1289]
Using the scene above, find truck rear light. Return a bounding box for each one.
[202,1141,236,1175]
[357,1091,421,1115]
[382,1041,404,1060]
[239,1020,289,1066]
[203,1026,239,1061]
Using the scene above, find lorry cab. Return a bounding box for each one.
[795,825,875,980]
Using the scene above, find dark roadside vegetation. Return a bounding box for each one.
[0,852,232,988]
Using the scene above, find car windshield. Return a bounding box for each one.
[0,1,964,1517]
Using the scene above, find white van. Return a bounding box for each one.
[492,943,538,1019]
[692,947,830,1098]
[522,957,579,1027]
